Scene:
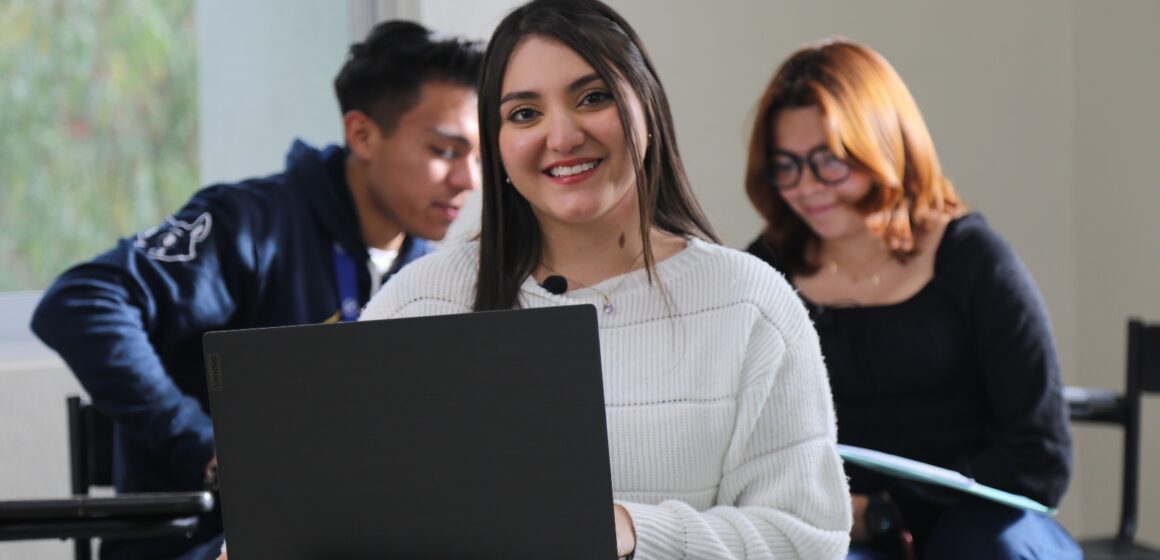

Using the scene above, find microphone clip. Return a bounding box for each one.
[540,275,568,295]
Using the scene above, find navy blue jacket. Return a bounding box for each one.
[31,140,432,496]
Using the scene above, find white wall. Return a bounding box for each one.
[196,0,350,185]
[1073,0,1160,545]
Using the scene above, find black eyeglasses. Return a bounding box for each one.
[766,146,852,191]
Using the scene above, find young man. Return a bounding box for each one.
[30,20,482,560]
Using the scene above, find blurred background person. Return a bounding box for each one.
[744,38,1078,560]
[30,21,483,560]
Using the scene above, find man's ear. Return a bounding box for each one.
[343,110,379,161]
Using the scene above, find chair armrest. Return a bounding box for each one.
[1065,386,1125,423]
[0,516,198,542]
[0,491,213,542]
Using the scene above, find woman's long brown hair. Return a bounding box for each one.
[474,0,718,311]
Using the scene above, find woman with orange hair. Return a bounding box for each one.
[744,39,1078,559]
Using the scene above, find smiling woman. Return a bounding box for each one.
[360,1,854,558]
[497,37,647,236]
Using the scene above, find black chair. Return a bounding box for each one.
[0,397,213,558]
[1065,318,1160,559]
[68,394,113,504]
[66,395,217,559]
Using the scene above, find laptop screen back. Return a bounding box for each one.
[204,305,615,559]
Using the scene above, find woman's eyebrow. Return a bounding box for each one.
[499,73,603,106]
[773,143,829,157]
[566,73,601,93]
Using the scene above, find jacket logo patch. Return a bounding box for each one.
[135,212,212,262]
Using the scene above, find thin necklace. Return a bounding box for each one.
[541,253,643,314]
[823,252,892,286]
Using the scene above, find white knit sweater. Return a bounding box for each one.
[362,238,852,559]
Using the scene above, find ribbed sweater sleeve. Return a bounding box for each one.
[614,249,850,560]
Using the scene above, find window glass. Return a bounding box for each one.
[0,0,197,291]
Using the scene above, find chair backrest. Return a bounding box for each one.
[1133,319,1160,394]
[1065,318,1160,549]
[1118,318,1160,542]
[63,396,216,560]
[66,395,114,560]
[67,396,114,494]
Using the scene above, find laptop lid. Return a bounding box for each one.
[204,305,616,559]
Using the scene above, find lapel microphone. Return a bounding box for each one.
[541,275,568,295]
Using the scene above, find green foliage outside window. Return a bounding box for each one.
[0,0,197,291]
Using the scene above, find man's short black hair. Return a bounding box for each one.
[334,20,484,135]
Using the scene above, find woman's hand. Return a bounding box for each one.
[204,454,219,491]
[614,503,636,559]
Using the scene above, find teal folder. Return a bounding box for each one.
[837,444,1057,515]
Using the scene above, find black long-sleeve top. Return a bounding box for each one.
[747,212,1072,543]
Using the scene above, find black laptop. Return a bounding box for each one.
[204,305,616,559]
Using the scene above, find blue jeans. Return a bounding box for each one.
[177,532,225,560]
[101,529,224,560]
[848,498,1081,560]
